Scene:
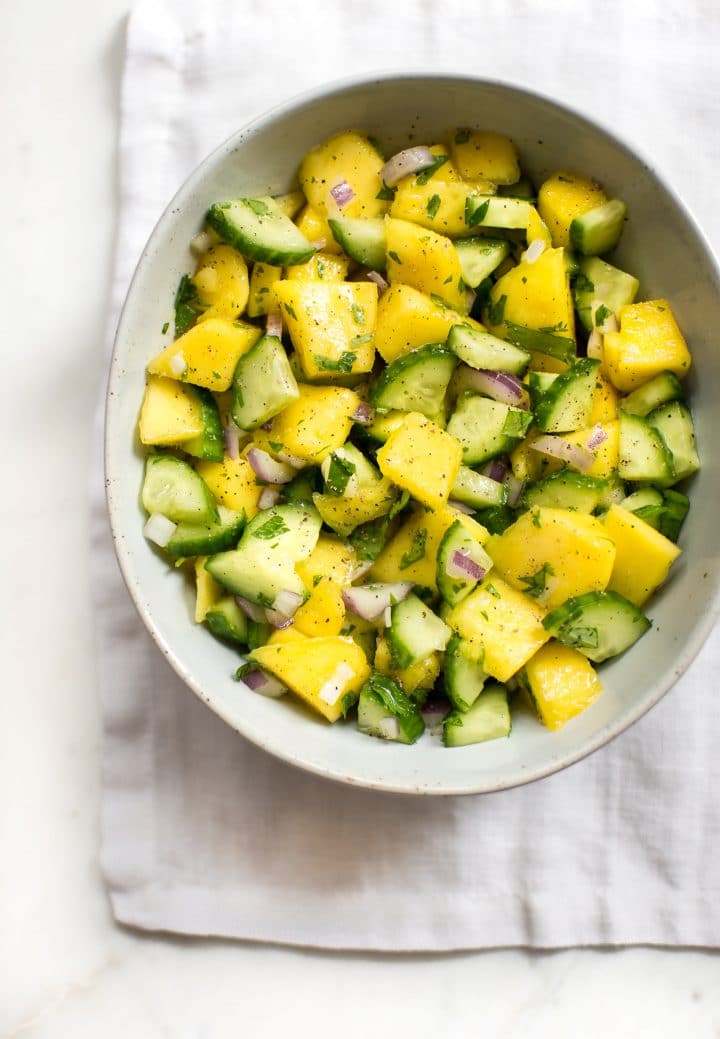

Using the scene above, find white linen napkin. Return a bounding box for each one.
[91,0,720,949]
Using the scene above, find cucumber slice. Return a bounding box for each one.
[284,467,322,506]
[447,395,532,465]
[543,590,651,662]
[231,334,299,430]
[621,487,664,513]
[620,371,684,417]
[535,357,600,433]
[528,371,558,407]
[357,672,425,745]
[387,594,452,669]
[573,256,639,333]
[454,237,511,287]
[141,454,219,525]
[498,177,535,200]
[437,519,494,606]
[620,486,691,541]
[322,443,379,496]
[618,412,674,483]
[451,466,507,509]
[166,505,245,557]
[446,323,530,375]
[569,199,627,256]
[522,471,606,514]
[503,322,576,364]
[370,343,457,418]
[363,410,406,444]
[444,635,487,712]
[328,216,386,271]
[205,597,249,645]
[647,401,700,483]
[180,387,224,462]
[464,196,534,231]
[206,196,315,266]
[474,504,516,535]
[443,682,511,747]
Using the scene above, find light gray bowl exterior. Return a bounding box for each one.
[106,74,720,795]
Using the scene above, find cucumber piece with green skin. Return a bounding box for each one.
[564,251,581,279]
[205,597,249,645]
[454,237,511,287]
[447,395,532,465]
[543,590,651,662]
[206,196,315,266]
[569,199,627,256]
[451,465,507,509]
[231,334,299,430]
[595,473,627,512]
[527,371,558,408]
[166,505,245,557]
[464,196,534,231]
[498,177,535,200]
[437,519,494,606]
[535,357,601,433]
[619,371,684,417]
[444,635,487,712]
[647,401,700,483]
[620,486,687,538]
[573,256,639,332]
[447,322,530,375]
[284,467,322,506]
[387,594,452,669]
[357,671,425,745]
[142,454,219,525]
[328,216,386,271]
[180,387,224,462]
[618,412,674,483]
[363,410,406,443]
[370,343,457,418]
[503,321,576,364]
[522,470,607,514]
[322,443,379,496]
[205,504,321,606]
[443,682,511,747]
[655,489,690,542]
[247,619,272,651]
[474,504,516,534]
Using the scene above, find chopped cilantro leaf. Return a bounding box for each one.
[519,562,555,598]
[161,321,169,334]
[426,194,441,219]
[245,198,271,217]
[314,351,357,372]
[454,129,471,144]
[416,155,449,185]
[252,515,289,539]
[352,333,373,346]
[594,304,613,328]
[388,250,402,264]
[376,183,396,201]
[351,304,366,325]
[485,293,507,327]
[399,528,427,570]
[325,453,356,496]
[284,303,298,320]
[465,197,490,228]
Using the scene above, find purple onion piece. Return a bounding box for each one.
[531,435,595,472]
[481,458,508,483]
[224,423,240,461]
[352,401,375,426]
[241,668,287,699]
[258,486,281,510]
[365,270,389,294]
[235,596,266,624]
[454,365,530,410]
[246,447,295,485]
[265,609,294,630]
[380,146,436,187]
[446,550,486,582]
[341,582,413,622]
[330,179,355,208]
[266,311,283,338]
[448,499,474,515]
[586,424,608,449]
[503,472,525,508]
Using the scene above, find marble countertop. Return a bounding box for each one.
[2,1,719,1035]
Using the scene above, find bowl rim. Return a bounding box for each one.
[105,70,720,796]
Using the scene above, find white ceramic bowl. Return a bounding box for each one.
[106,73,720,795]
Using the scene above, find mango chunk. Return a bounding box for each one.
[539,420,621,480]
[312,479,397,537]
[377,412,462,510]
[603,300,692,392]
[522,641,603,730]
[369,504,456,591]
[292,580,346,637]
[247,262,282,318]
[274,281,377,380]
[385,217,469,313]
[538,171,607,248]
[195,454,261,518]
[147,318,261,391]
[450,130,520,185]
[266,627,308,646]
[250,636,371,722]
[193,244,249,322]
[296,535,359,591]
[194,556,223,622]
[447,575,550,682]
[390,179,493,237]
[138,375,205,445]
[265,384,359,463]
[603,503,681,606]
[588,371,619,425]
[374,284,484,364]
[295,205,343,254]
[485,507,616,610]
[299,131,388,220]
[286,251,350,282]
[374,636,442,699]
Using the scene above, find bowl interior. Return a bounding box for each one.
[106,75,720,794]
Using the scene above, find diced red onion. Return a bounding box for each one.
[272,590,304,618]
[224,422,240,460]
[454,365,530,410]
[319,662,355,706]
[247,447,296,484]
[330,179,355,209]
[241,668,287,698]
[234,596,266,623]
[352,401,375,426]
[143,512,177,548]
[448,499,475,515]
[524,239,546,264]
[379,717,400,740]
[190,230,214,256]
[258,486,281,510]
[341,582,414,621]
[275,450,306,469]
[586,329,603,359]
[422,695,451,734]
[482,459,508,483]
[265,609,294,630]
[365,270,389,294]
[586,424,608,450]
[531,435,595,472]
[169,351,187,376]
[503,472,525,508]
[266,310,283,338]
[380,146,436,187]
[446,550,487,582]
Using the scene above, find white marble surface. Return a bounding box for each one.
[2,1,719,1035]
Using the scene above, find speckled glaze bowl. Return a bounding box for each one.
[105,73,720,794]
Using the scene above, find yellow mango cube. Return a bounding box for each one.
[603,503,681,606]
[539,420,620,480]
[377,412,462,510]
[522,641,603,730]
[527,352,569,375]
[296,534,359,591]
[292,580,346,638]
[588,371,619,424]
[368,503,477,591]
[485,507,616,610]
[299,131,388,220]
[193,245,249,322]
[526,207,553,247]
[266,627,308,647]
[195,454,261,518]
[538,171,608,248]
[247,262,283,318]
[286,251,350,282]
[250,635,371,723]
[374,636,442,697]
[390,179,492,237]
[450,130,520,185]
[194,557,223,622]
[385,217,469,313]
[147,318,261,391]
[294,205,343,254]
[273,190,306,220]
[312,479,397,538]
[274,281,377,380]
[602,300,692,392]
[374,284,484,364]
[265,384,359,464]
[485,247,575,353]
[447,575,550,682]
[138,375,205,445]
